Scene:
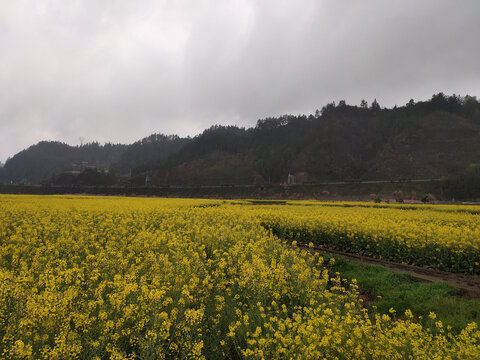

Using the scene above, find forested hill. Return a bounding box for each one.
[1,93,480,185]
[0,134,188,184]
[145,93,480,185]
[109,134,190,176]
[0,142,128,183]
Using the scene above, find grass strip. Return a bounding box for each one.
[330,255,480,333]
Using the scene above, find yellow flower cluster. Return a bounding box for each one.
[261,201,480,273]
[0,195,479,359]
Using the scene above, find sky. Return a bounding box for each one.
[1,1,479,162]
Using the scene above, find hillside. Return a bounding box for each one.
[0,142,127,184]
[146,93,480,185]
[109,134,190,176]
[1,93,480,186]
[0,134,190,184]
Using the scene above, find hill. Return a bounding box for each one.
[109,134,190,176]
[0,142,128,184]
[1,93,480,187]
[145,93,480,185]
[0,134,190,184]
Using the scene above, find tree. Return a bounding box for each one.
[370,98,380,111]
[464,95,480,118]
[431,92,448,108]
[320,102,336,116]
[360,100,368,109]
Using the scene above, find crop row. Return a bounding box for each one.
[261,203,480,274]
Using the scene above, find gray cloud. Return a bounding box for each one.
[1,0,479,161]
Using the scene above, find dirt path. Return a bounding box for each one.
[296,243,480,298]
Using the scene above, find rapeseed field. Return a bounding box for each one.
[263,201,480,274]
[0,195,479,359]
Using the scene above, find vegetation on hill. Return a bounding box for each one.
[47,168,116,187]
[149,93,480,185]
[0,142,127,184]
[1,93,479,192]
[109,134,190,176]
[0,134,189,184]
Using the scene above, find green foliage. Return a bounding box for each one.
[421,193,437,203]
[331,256,480,333]
[48,168,115,186]
[442,164,480,200]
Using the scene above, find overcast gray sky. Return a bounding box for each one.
[1,0,479,162]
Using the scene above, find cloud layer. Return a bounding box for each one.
[1,0,479,161]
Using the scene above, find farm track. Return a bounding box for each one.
[296,243,480,298]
